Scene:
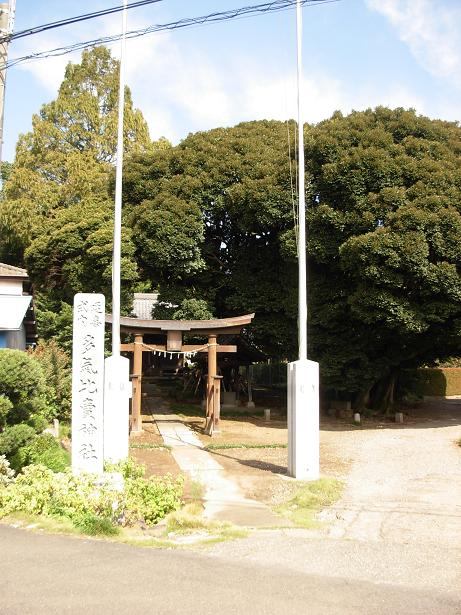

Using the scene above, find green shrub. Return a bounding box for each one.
[73,512,120,536]
[0,396,13,429]
[11,433,70,473]
[124,474,184,526]
[0,455,14,486]
[0,460,184,533]
[400,368,461,398]
[31,340,71,422]
[0,464,56,516]
[0,423,36,458]
[105,457,145,479]
[27,414,48,433]
[0,349,52,425]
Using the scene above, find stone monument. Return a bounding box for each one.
[71,293,105,474]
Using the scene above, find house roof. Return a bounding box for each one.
[0,295,32,330]
[0,263,28,279]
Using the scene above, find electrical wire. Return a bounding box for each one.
[3,0,339,70]
[1,0,166,43]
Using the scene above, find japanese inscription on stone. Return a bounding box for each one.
[71,293,105,474]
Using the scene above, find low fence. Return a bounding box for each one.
[248,362,287,388]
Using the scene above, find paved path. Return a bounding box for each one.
[1,525,459,615]
[150,400,283,527]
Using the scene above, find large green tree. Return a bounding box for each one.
[124,109,461,408]
[123,120,299,356]
[24,199,138,307]
[306,107,461,407]
[0,46,150,264]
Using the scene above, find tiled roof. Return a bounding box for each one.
[0,263,28,278]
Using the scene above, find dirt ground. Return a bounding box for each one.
[128,400,456,507]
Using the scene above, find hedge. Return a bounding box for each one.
[401,368,461,398]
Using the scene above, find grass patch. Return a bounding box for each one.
[204,443,287,451]
[165,503,247,542]
[129,443,172,450]
[188,480,206,502]
[59,422,71,439]
[275,477,343,528]
[220,408,265,418]
[170,402,266,419]
[170,403,202,416]
[1,512,79,535]
[73,513,120,537]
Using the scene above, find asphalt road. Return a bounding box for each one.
[1,525,459,615]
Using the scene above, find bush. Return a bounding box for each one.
[0,460,184,533]
[0,349,52,425]
[0,423,36,458]
[11,433,70,473]
[0,455,14,486]
[73,512,120,536]
[0,396,13,429]
[124,475,184,526]
[31,340,71,421]
[400,367,461,398]
[105,457,145,480]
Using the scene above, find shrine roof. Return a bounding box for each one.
[105,313,255,335]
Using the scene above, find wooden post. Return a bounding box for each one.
[213,375,222,432]
[131,333,143,432]
[247,365,255,408]
[205,334,217,435]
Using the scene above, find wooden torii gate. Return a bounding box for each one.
[105,313,254,435]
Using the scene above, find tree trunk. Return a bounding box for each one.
[355,386,371,411]
[372,371,397,414]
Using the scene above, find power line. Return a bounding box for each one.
[1,0,165,44]
[4,0,338,70]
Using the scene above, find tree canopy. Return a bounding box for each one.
[123,120,299,356]
[124,108,461,407]
[306,107,461,405]
[4,65,461,412]
[0,46,150,264]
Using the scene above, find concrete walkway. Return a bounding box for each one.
[151,403,284,527]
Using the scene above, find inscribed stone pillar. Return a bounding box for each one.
[71,293,105,474]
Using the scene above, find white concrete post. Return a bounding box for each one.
[103,355,131,463]
[287,359,319,480]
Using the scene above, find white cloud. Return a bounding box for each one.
[366,0,461,88]
[16,38,75,94]
[9,4,435,149]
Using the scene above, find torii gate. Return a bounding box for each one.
[105,313,254,435]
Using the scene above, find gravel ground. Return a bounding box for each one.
[202,403,461,599]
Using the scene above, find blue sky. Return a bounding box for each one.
[3,0,461,161]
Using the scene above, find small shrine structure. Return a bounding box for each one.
[105,313,255,434]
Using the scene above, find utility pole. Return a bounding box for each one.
[296,0,307,363]
[0,0,15,171]
[103,0,132,463]
[112,0,127,357]
[287,0,319,481]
